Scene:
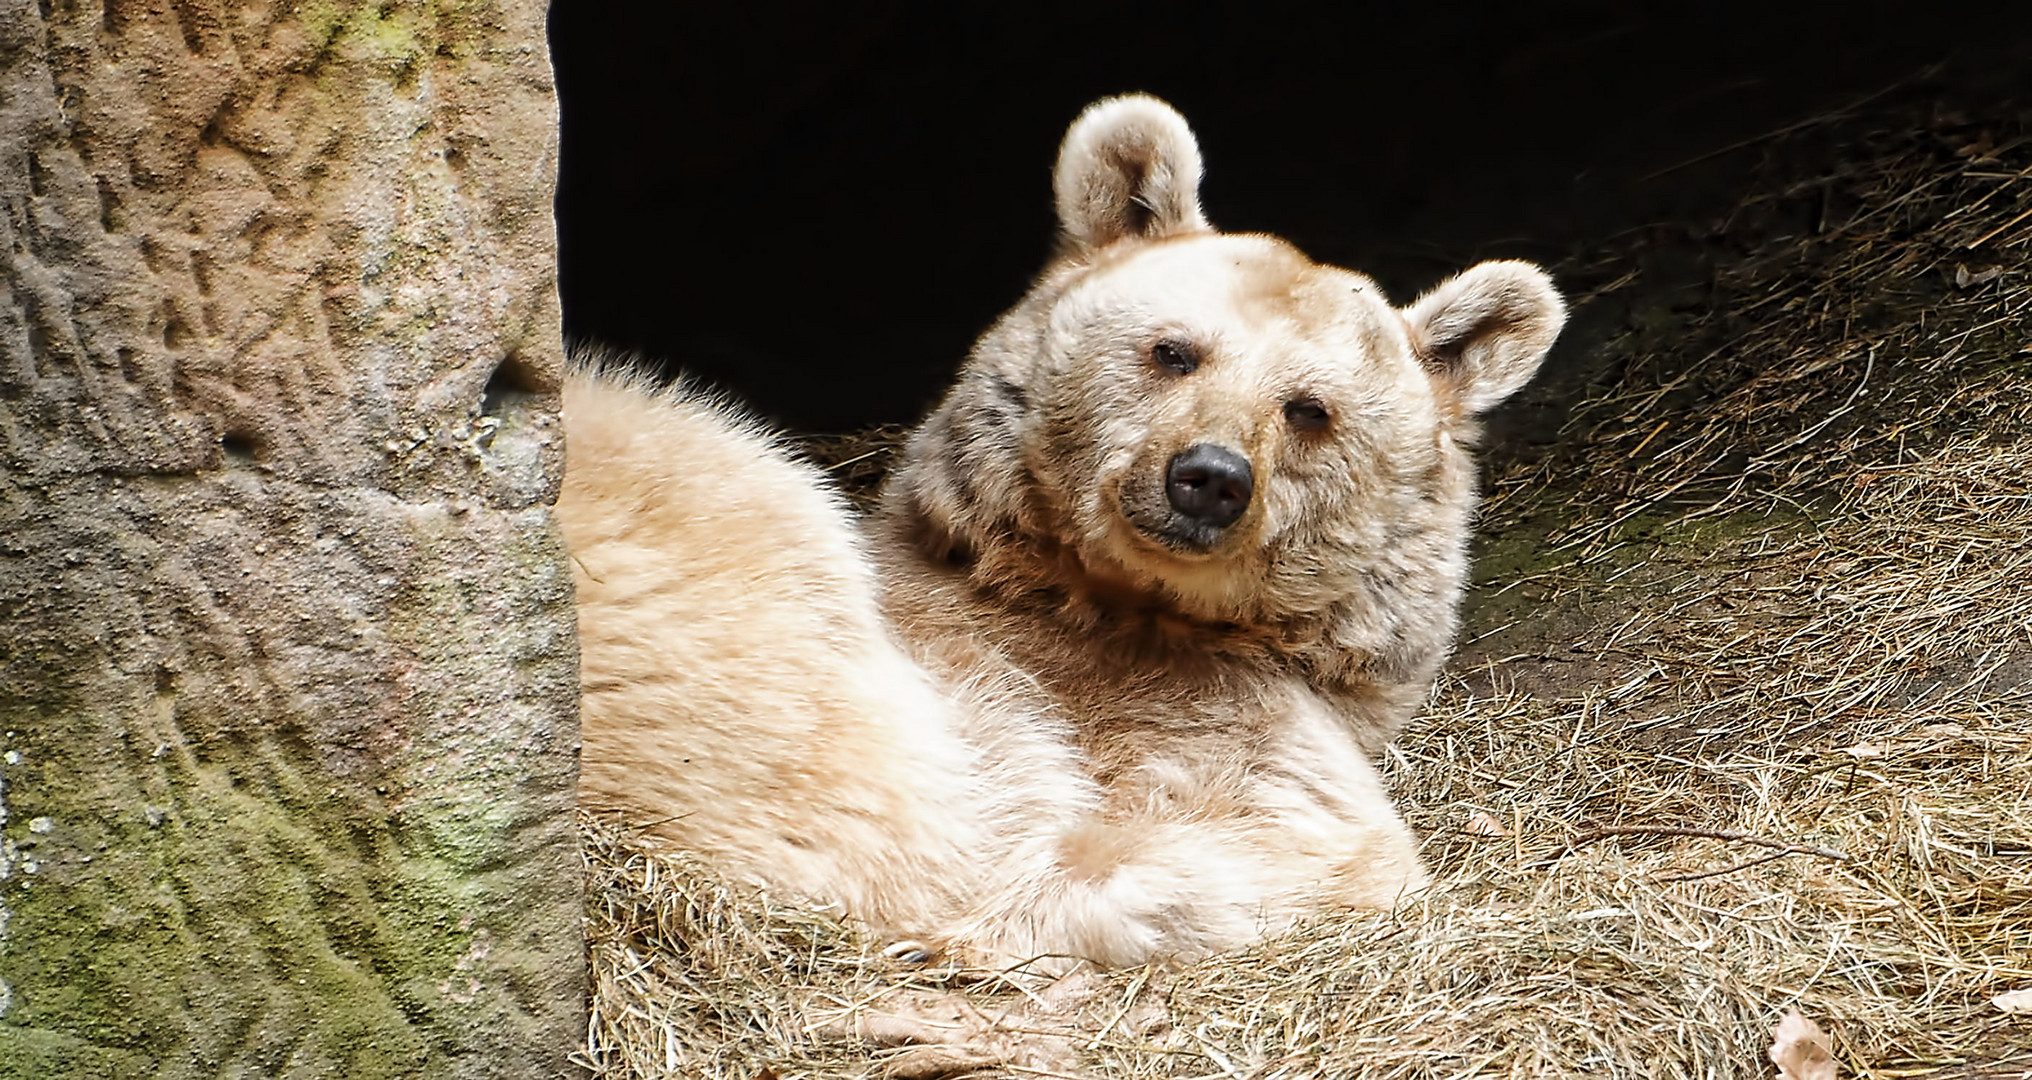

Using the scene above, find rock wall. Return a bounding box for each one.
[0,1,584,1076]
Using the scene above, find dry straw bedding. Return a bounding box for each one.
[577,102,2032,1079]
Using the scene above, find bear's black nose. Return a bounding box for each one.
[1166,444,1254,529]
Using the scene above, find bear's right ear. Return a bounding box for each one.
[1053,95,1210,255]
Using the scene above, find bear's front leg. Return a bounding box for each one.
[955,733,1426,969]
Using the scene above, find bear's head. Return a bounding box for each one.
[885,95,1564,690]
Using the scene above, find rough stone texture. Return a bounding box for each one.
[0,1,584,1077]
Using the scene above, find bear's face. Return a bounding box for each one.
[888,95,1564,669]
[1023,232,1457,617]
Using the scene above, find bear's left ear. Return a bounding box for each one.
[1403,260,1566,416]
[1053,94,1211,254]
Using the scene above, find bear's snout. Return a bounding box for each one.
[1166,444,1254,529]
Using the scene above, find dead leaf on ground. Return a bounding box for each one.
[1954,264,2004,288]
[819,972,1113,1079]
[1769,1009,1838,1080]
[1993,988,2032,1014]
[1465,809,1512,837]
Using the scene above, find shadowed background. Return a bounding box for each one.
[548,1,2032,433]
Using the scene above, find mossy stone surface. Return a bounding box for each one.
[0,1,583,1076]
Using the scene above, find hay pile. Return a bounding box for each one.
[577,101,2032,1078]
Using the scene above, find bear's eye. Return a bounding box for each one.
[1151,340,1199,375]
[1284,398,1331,432]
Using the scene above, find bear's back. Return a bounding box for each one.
[560,362,990,935]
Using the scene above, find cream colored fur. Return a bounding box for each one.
[562,95,1566,969]
[562,366,989,935]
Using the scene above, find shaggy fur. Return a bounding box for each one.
[562,366,988,936]
[562,95,1566,968]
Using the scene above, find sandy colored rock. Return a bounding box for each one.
[0,1,582,1077]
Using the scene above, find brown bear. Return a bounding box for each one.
[563,94,1565,969]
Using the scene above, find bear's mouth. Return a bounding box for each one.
[1117,479,1229,555]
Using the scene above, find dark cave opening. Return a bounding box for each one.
[546,1,2032,434]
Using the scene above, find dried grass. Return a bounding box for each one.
[579,101,2032,1078]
